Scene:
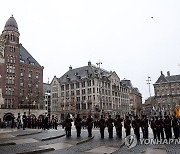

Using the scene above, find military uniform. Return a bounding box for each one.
[99,115,106,139]
[124,116,131,136]
[106,115,114,138]
[164,116,172,140]
[141,115,149,139]
[115,115,123,138]
[75,114,82,137]
[86,115,93,137]
[64,115,73,137]
[172,116,179,139]
[150,117,157,139]
[132,116,141,140]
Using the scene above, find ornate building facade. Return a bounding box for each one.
[51,62,130,120]
[121,79,142,116]
[0,16,44,120]
[154,71,180,117]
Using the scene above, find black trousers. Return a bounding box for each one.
[108,128,113,138]
[76,127,81,137]
[100,128,105,138]
[88,127,92,137]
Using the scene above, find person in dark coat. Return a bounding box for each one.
[159,116,165,140]
[74,114,82,137]
[86,115,93,137]
[64,114,73,137]
[150,117,157,139]
[164,116,172,140]
[106,115,114,138]
[132,116,141,140]
[141,115,149,139]
[155,116,161,140]
[124,116,131,136]
[115,115,123,138]
[172,115,179,139]
[22,112,27,130]
[98,115,106,139]
[16,113,21,129]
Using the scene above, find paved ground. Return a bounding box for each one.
[0,126,179,154]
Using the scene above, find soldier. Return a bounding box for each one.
[22,112,27,130]
[16,113,21,129]
[106,115,114,138]
[159,116,165,140]
[98,115,106,139]
[86,115,93,137]
[141,115,149,139]
[74,114,82,137]
[164,116,172,140]
[115,115,123,138]
[172,115,179,139]
[64,114,73,137]
[132,116,141,140]
[155,116,161,140]
[150,117,157,139]
[124,116,131,136]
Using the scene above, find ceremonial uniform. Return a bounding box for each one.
[99,115,106,139]
[106,115,114,138]
[75,114,82,137]
[124,116,131,136]
[86,115,93,137]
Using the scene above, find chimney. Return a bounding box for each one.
[167,71,170,76]
[88,61,91,66]
[160,71,163,75]
[69,65,72,70]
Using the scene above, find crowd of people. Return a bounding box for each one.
[0,112,58,130]
[1,112,180,141]
[63,114,180,140]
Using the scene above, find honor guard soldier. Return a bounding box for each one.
[150,117,157,139]
[74,114,82,137]
[22,112,27,130]
[115,115,123,138]
[164,116,172,140]
[99,115,106,139]
[172,115,179,139]
[106,115,114,138]
[86,115,93,137]
[124,116,131,136]
[155,116,161,140]
[64,114,73,137]
[141,115,149,139]
[159,116,165,140]
[132,116,141,140]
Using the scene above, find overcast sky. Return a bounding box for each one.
[1,0,180,101]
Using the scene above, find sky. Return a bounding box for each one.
[0,0,180,102]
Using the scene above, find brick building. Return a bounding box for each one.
[0,15,44,120]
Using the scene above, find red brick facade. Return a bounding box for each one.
[0,16,43,110]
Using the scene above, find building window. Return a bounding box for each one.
[61,85,64,91]
[76,83,80,88]
[71,83,74,89]
[66,84,69,90]
[82,81,85,88]
[76,90,80,95]
[87,80,91,87]
[82,89,85,95]
[28,71,32,78]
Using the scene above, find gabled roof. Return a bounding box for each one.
[121,79,133,88]
[155,72,180,84]
[43,83,51,93]
[59,63,112,84]
[20,44,41,67]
